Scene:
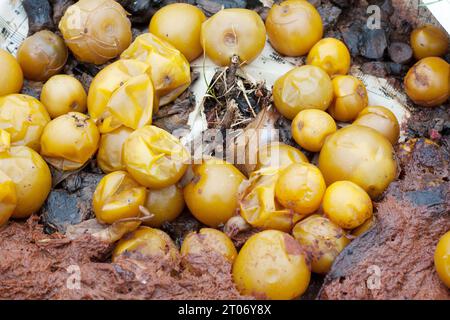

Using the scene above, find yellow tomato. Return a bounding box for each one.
[40,112,100,171]
[0,170,17,227]
[410,25,449,60]
[121,33,191,106]
[353,106,400,145]
[201,8,266,66]
[256,142,308,170]
[0,49,23,96]
[352,215,375,237]
[0,94,50,151]
[87,59,156,133]
[434,231,450,288]
[233,230,311,300]
[149,3,206,62]
[306,38,351,76]
[143,184,185,228]
[123,125,190,189]
[97,126,133,173]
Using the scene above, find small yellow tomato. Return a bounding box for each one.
[17,30,68,82]
[201,8,266,66]
[40,75,87,118]
[292,214,350,274]
[184,158,245,227]
[0,49,23,96]
[353,106,400,145]
[0,170,17,227]
[239,167,301,232]
[329,75,369,122]
[318,125,397,198]
[142,184,185,228]
[112,226,179,262]
[256,142,308,170]
[404,57,449,108]
[93,171,147,224]
[97,126,133,173]
[149,3,206,62]
[275,162,326,216]
[273,65,333,120]
[322,181,373,229]
[233,230,311,300]
[410,25,449,60]
[306,38,351,76]
[352,215,375,237]
[291,109,337,152]
[87,59,156,133]
[0,94,50,151]
[434,231,450,288]
[121,33,191,106]
[181,228,237,262]
[265,0,323,57]
[123,125,190,189]
[59,0,132,64]
[40,112,100,171]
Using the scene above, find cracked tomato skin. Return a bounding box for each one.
[318,125,397,199]
[328,75,369,122]
[306,38,351,76]
[97,126,133,173]
[181,228,237,262]
[93,171,147,225]
[0,170,17,227]
[434,231,450,288]
[404,57,449,108]
[233,230,311,300]
[121,33,191,106]
[59,0,132,65]
[142,184,185,228]
[291,109,337,152]
[0,49,23,96]
[0,94,50,151]
[292,214,350,274]
[123,125,190,189]
[112,226,179,262]
[256,142,308,171]
[87,59,156,134]
[273,65,333,120]
[275,162,326,216]
[201,8,266,66]
[40,75,87,119]
[411,25,449,60]
[149,3,206,62]
[17,30,68,82]
[353,106,400,145]
[184,158,245,228]
[40,112,100,171]
[322,181,373,229]
[266,0,323,57]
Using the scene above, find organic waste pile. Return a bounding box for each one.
[0,0,448,300]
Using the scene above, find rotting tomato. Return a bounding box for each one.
[404,57,449,108]
[93,171,147,225]
[265,0,323,57]
[256,142,308,170]
[201,8,266,66]
[410,25,449,60]
[184,158,245,228]
[292,214,350,274]
[353,106,400,145]
[434,230,450,288]
[318,125,397,199]
[0,94,50,151]
[97,126,133,174]
[87,59,156,134]
[322,180,373,229]
[0,169,17,227]
[40,112,100,171]
[149,3,206,62]
[121,33,191,106]
[352,215,375,237]
[123,125,190,189]
[273,65,333,120]
[306,38,351,76]
[232,230,311,300]
[40,75,87,119]
[59,0,132,64]
[0,49,23,96]
[17,30,68,82]
[328,75,369,122]
[291,109,337,152]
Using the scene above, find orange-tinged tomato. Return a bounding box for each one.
[0,49,23,96]
[410,25,449,60]
[143,184,185,228]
